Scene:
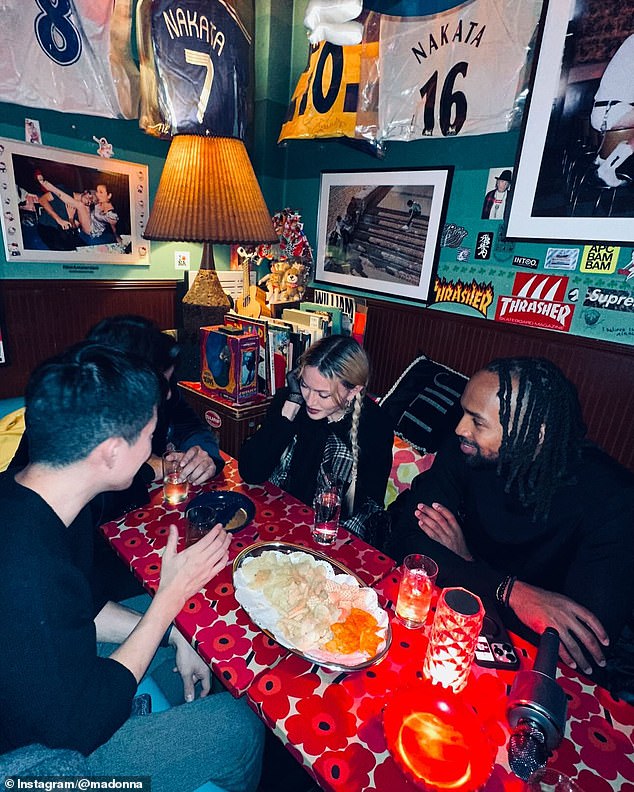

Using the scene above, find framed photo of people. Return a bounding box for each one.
[507,0,634,244]
[314,168,452,303]
[0,138,150,264]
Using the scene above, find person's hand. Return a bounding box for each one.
[178,445,217,485]
[58,219,72,230]
[157,525,230,613]
[414,502,473,561]
[170,628,211,702]
[508,581,609,674]
[286,368,304,405]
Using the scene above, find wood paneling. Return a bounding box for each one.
[363,299,634,472]
[0,279,179,399]
[1,281,631,472]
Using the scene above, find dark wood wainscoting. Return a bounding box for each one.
[0,279,179,399]
[363,299,634,472]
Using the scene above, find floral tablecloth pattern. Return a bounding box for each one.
[101,455,395,696]
[245,568,634,792]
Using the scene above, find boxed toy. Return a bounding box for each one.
[200,325,259,404]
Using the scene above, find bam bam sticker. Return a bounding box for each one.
[581,245,620,274]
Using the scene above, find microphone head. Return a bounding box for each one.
[508,719,550,780]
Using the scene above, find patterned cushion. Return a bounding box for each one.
[385,435,435,507]
[379,356,468,453]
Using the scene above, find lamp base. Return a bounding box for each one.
[180,242,232,379]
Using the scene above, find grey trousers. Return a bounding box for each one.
[88,595,264,792]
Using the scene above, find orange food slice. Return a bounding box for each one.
[324,608,382,655]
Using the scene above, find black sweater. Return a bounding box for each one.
[389,436,634,646]
[0,474,137,756]
[238,389,394,519]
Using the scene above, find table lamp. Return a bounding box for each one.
[143,134,278,376]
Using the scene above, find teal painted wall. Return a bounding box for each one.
[0,2,631,346]
[258,8,634,347]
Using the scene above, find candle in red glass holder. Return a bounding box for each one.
[383,680,496,792]
[423,587,484,693]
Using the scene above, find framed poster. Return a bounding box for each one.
[314,168,452,303]
[507,0,634,244]
[0,138,150,264]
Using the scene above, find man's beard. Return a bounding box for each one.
[458,437,499,469]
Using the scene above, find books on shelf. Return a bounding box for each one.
[222,293,367,397]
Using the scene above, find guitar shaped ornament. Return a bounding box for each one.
[235,246,271,318]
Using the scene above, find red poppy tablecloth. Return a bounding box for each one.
[101,455,396,696]
[244,567,634,792]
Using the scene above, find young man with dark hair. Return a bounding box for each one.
[86,314,224,484]
[389,357,634,686]
[0,343,263,791]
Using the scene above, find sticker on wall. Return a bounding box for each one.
[481,168,513,220]
[433,276,494,317]
[544,247,579,270]
[474,231,493,260]
[580,245,620,275]
[617,251,634,281]
[440,223,468,247]
[583,286,634,313]
[456,246,471,261]
[495,273,574,331]
[512,255,539,269]
[25,119,41,145]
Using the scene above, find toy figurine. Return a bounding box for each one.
[281,262,308,302]
[259,260,290,303]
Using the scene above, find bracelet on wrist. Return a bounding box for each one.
[504,576,517,608]
[496,574,513,608]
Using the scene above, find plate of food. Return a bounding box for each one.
[187,491,255,532]
[233,541,391,671]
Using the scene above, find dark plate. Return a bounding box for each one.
[187,491,255,532]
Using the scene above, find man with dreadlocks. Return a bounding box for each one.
[388,357,634,686]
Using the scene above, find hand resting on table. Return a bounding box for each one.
[414,501,609,673]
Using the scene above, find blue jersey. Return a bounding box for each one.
[149,0,251,136]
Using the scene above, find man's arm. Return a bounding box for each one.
[95,597,213,702]
[108,525,230,683]
[165,384,224,482]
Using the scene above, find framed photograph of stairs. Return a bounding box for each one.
[314,168,452,303]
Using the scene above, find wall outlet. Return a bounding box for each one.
[175,250,190,270]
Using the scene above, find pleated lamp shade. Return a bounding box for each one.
[143,135,278,377]
[143,134,277,244]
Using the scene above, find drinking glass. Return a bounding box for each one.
[423,587,484,693]
[162,451,189,505]
[395,554,439,628]
[312,487,341,545]
[185,505,218,546]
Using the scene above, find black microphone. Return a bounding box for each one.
[506,627,568,780]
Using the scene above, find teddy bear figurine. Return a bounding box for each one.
[281,262,308,302]
[259,259,290,303]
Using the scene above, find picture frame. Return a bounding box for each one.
[0,137,150,264]
[314,168,452,303]
[507,0,634,244]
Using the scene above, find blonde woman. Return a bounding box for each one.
[239,335,394,538]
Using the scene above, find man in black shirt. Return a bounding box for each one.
[0,343,262,790]
[389,357,634,684]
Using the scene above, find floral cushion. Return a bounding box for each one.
[385,435,435,507]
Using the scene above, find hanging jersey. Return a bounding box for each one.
[138,0,251,137]
[378,0,541,140]
[0,0,139,119]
